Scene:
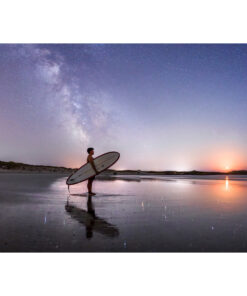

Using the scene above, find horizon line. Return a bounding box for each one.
[0,160,247,173]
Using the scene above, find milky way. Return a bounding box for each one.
[0,44,247,170]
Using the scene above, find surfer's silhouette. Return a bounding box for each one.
[87,147,99,196]
[65,195,119,239]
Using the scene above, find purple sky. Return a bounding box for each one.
[0,44,247,171]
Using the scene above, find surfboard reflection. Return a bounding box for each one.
[65,196,119,239]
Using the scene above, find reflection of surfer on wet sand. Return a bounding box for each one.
[65,196,119,239]
[85,195,96,238]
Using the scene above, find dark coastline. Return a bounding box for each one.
[107,169,247,175]
[0,160,246,175]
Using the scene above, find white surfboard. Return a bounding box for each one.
[66,151,120,185]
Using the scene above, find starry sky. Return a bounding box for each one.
[0,44,247,171]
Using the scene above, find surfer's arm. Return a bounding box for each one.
[88,157,99,174]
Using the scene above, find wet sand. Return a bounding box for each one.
[1,173,247,252]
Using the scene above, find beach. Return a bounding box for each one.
[0,172,247,252]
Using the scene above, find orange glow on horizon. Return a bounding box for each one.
[64,147,246,171]
[205,147,245,172]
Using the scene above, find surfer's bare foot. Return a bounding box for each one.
[88,192,96,196]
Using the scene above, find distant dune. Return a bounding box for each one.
[0,161,74,174]
[0,160,246,175]
[106,169,247,175]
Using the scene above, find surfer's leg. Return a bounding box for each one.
[87,179,92,193]
[88,176,96,195]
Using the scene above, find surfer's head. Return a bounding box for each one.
[87,147,94,155]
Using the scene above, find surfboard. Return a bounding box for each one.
[66,151,120,185]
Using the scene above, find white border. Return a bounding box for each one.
[1,0,247,295]
[0,0,247,43]
[1,253,247,296]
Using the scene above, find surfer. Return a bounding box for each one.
[87,147,99,196]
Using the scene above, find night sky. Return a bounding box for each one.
[0,44,247,171]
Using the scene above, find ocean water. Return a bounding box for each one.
[1,173,247,252]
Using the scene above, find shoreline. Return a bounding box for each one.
[0,169,71,175]
[1,161,247,176]
[1,169,247,179]
[1,168,247,176]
